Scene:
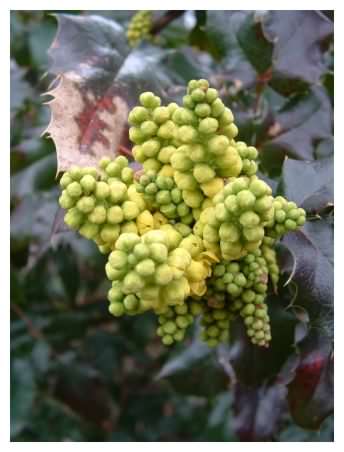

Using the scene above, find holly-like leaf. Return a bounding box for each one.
[236,12,273,75]
[281,157,333,213]
[204,11,257,89]
[162,46,213,87]
[281,218,333,336]
[263,11,333,94]
[287,331,333,430]
[261,86,332,163]
[156,338,227,396]
[44,14,179,173]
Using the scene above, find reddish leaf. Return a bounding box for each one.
[44,14,177,173]
[44,74,129,173]
[287,332,333,430]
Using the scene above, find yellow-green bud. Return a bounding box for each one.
[79,222,99,239]
[128,106,149,125]
[59,193,75,209]
[193,164,215,184]
[76,196,95,213]
[66,181,82,198]
[123,271,145,293]
[122,201,140,220]
[88,205,107,224]
[60,173,73,188]
[136,259,155,276]
[95,181,110,200]
[100,224,120,243]
[211,98,225,117]
[199,118,218,134]
[109,302,125,317]
[139,92,161,109]
[149,243,168,263]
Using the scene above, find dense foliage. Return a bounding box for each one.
[10,10,333,442]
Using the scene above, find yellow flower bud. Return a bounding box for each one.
[182,189,204,208]
[186,260,208,282]
[153,212,168,228]
[168,248,192,271]
[189,280,207,297]
[136,210,154,235]
[121,221,138,234]
[158,164,174,177]
[201,178,224,198]
[179,234,203,258]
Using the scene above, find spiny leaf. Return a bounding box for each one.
[204,11,257,88]
[281,218,333,337]
[44,73,129,173]
[237,11,273,75]
[261,86,332,162]
[44,14,179,173]
[281,157,333,213]
[263,11,333,94]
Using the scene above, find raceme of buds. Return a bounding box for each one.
[59,79,306,349]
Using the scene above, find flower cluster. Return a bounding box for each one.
[59,79,306,348]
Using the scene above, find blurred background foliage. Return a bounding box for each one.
[10,10,333,441]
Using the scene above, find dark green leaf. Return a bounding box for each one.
[55,244,80,302]
[281,157,333,212]
[31,340,51,374]
[11,192,60,269]
[11,154,57,198]
[263,11,333,93]
[237,12,273,74]
[29,21,56,68]
[261,87,332,161]
[77,331,122,383]
[323,71,334,105]
[205,11,257,87]
[10,61,33,116]
[23,397,87,441]
[156,338,227,396]
[162,46,213,88]
[314,137,333,159]
[11,359,36,437]
[195,10,207,27]
[282,218,333,335]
